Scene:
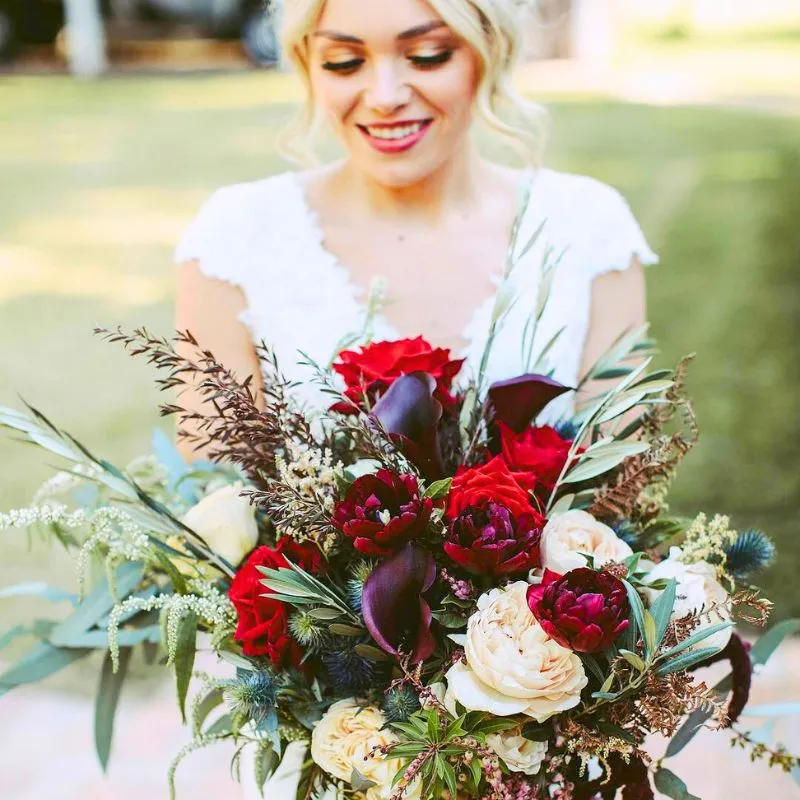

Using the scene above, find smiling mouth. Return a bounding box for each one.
[358,120,432,140]
[356,119,434,153]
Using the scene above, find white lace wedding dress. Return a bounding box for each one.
[173,166,658,799]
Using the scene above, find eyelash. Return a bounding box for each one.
[321,50,454,74]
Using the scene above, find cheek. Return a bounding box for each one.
[310,71,361,126]
[421,54,480,122]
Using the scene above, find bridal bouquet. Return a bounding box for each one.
[1,324,797,800]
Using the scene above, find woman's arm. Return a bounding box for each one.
[578,257,647,407]
[174,260,265,463]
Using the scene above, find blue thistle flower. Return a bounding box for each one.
[724,529,776,580]
[224,670,277,725]
[346,561,375,615]
[382,685,420,723]
[556,419,580,441]
[288,610,328,651]
[613,519,640,548]
[322,639,377,694]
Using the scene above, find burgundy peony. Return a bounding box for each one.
[332,468,433,557]
[229,539,324,664]
[446,456,535,521]
[331,337,464,414]
[500,422,577,496]
[526,568,630,654]
[444,500,545,576]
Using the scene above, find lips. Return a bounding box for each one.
[357,119,433,154]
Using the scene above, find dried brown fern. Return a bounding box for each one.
[589,355,698,524]
[95,327,315,487]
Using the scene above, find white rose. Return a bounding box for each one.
[445,582,587,722]
[311,700,421,800]
[180,484,259,568]
[645,547,732,652]
[541,510,633,573]
[486,730,548,775]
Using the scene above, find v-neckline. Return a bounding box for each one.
[289,167,538,356]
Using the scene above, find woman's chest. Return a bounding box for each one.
[319,219,511,352]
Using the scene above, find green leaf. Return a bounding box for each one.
[205,712,234,736]
[549,493,575,514]
[740,701,800,717]
[623,580,647,655]
[354,644,391,662]
[328,623,362,637]
[563,452,633,484]
[0,642,91,695]
[193,688,225,736]
[174,611,198,724]
[306,608,343,621]
[649,579,677,649]
[619,649,647,672]
[656,646,721,677]
[750,618,800,667]
[350,767,378,792]
[642,611,657,656]
[50,562,145,647]
[657,622,732,661]
[0,583,77,605]
[95,647,132,772]
[424,478,453,500]
[441,759,458,799]
[654,767,700,800]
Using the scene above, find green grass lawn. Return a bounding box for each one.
[1,72,798,642]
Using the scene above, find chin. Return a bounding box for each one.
[356,154,451,190]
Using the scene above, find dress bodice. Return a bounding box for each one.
[174,167,657,424]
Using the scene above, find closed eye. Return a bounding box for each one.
[322,58,365,73]
[409,50,453,68]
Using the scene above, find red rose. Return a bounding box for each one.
[500,422,576,495]
[445,500,545,576]
[229,541,324,664]
[332,337,464,413]
[526,568,630,654]
[332,469,433,557]
[446,456,534,520]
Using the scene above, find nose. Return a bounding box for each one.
[364,58,412,114]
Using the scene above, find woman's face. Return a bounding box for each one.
[307,0,481,188]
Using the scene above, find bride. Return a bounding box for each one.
[173,0,656,795]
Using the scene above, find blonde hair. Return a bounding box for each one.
[274,0,547,167]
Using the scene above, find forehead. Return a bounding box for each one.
[315,0,446,40]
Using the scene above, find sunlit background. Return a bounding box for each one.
[1,0,799,798]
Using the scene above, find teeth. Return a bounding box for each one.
[366,122,425,140]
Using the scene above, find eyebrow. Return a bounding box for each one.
[313,20,447,44]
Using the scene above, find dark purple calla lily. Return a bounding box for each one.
[370,372,445,480]
[361,544,437,663]
[488,374,572,434]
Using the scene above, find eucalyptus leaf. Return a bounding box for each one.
[623,580,647,655]
[654,767,700,800]
[174,611,198,723]
[619,649,647,672]
[95,647,132,772]
[0,583,77,606]
[350,768,378,792]
[650,579,677,649]
[656,646,721,677]
[50,562,145,647]
[0,642,91,694]
[657,621,733,661]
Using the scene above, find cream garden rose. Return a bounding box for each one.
[311,699,420,800]
[486,730,548,775]
[645,547,732,652]
[540,510,633,574]
[180,484,259,568]
[445,582,587,722]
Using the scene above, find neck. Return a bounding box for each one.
[337,140,486,226]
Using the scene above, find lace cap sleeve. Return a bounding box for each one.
[173,180,271,288]
[532,170,659,282]
[577,175,658,279]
